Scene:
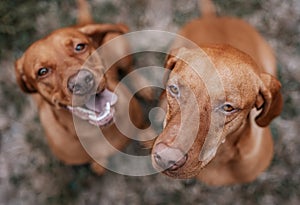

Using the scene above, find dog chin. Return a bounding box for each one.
[163,168,198,179]
[162,160,203,179]
[65,88,118,127]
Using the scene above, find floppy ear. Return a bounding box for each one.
[78,23,128,45]
[15,56,37,93]
[163,48,184,85]
[255,73,283,127]
[165,48,183,70]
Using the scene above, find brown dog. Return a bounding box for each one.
[151,0,283,185]
[15,0,146,174]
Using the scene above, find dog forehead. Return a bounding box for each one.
[210,52,259,91]
[168,46,260,105]
[169,52,213,83]
[24,40,62,68]
[22,42,53,70]
[170,61,198,82]
[201,45,260,75]
[50,27,86,39]
[203,46,260,103]
[50,28,91,48]
[171,52,224,93]
[23,28,88,65]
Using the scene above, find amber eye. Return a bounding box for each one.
[221,104,235,113]
[37,67,50,77]
[168,85,180,96]
[75,43,86,52]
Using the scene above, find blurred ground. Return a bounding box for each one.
[0,0,300,204]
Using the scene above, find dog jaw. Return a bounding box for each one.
[66,88,118,126]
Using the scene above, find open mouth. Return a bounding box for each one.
[66,88,118,126]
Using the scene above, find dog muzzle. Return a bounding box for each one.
[66,88,118,126]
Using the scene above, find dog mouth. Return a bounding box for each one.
[66,88,118,126]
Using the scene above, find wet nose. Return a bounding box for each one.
[153,143,187,171]
[68,69,95,95]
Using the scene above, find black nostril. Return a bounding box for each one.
[154,152,167,170]
[85,75,93,84]
[169,161,176,166]
[154,153,177,170]
[154,153,161,160]
[67,69,95,95]
[153,143,187,171]
[73,84,82,93]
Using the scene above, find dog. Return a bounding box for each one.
[15,0,147,174]
[151,0,283,185]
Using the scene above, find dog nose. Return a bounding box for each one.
[153,143,187,171]
[68,69,95,95]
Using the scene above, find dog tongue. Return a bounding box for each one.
[85,89,117,113]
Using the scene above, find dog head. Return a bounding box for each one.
[151,45,283,178]
[15,23,128,126]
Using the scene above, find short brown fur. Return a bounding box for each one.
[151,0,283,185]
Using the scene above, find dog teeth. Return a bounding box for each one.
[67,106,92,119]
[88,102,111,122]
[67,102,112,124]
[73,106,95,115]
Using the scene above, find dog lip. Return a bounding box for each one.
[85,88,118,112]
[65,88,118,126]
[88,102,115,126]
[166,154,188,171]
[67,102,115,126]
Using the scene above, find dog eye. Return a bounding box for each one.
[75,43,86,52]
[37,67,50,77]
[221,104,235,113]
[168,85,180,96]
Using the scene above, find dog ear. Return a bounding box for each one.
[15,56,37,93]
[163,48,184,85]
[165,48,183,70]
[78,23,128,45]
[255,73,283,127]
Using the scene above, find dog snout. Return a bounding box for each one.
[153,143,187,171]
[68,69,95,95]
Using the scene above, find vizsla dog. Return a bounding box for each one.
[151,0,283,185]
[15,0,146,174]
